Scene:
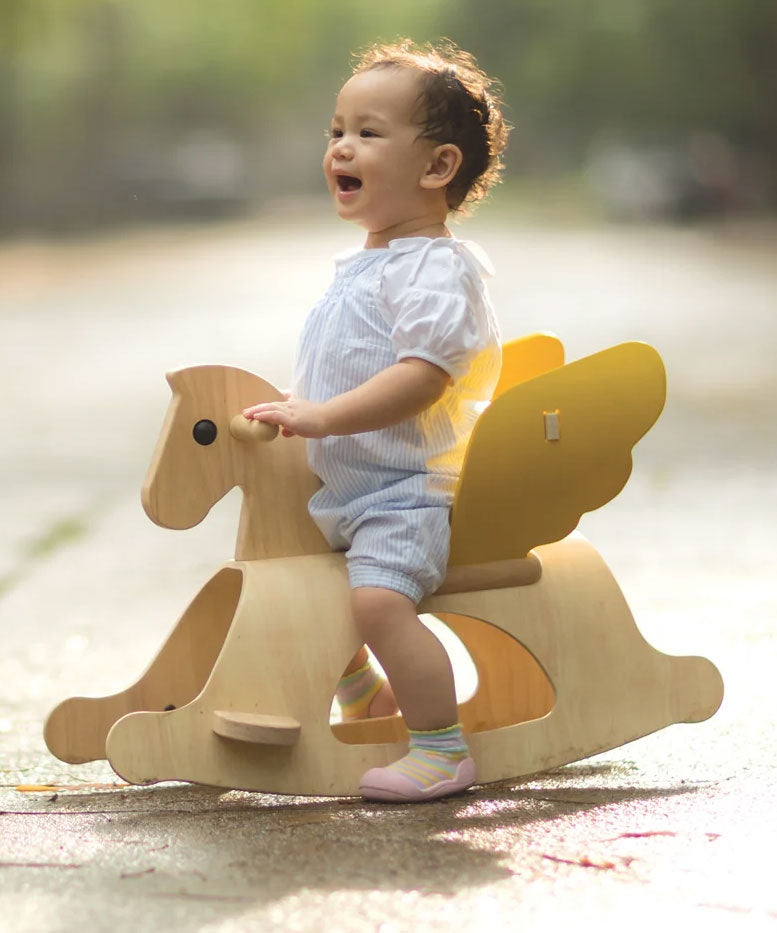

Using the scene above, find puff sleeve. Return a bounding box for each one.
[380,240,496,383]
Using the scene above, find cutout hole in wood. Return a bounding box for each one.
[330,613,554,746]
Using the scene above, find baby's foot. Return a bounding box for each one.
[364,680,399,719]
[337,661,398,722]
[359,724,475,802]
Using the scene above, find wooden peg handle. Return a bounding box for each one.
[229,414,279,443]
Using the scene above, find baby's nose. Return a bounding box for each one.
[331,137,354,158]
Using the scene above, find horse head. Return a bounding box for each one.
[141,365,328,560]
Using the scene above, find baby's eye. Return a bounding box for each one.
[329,127,343,139]
[360,129,378,138]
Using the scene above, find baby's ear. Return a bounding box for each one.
[421,144,463,190]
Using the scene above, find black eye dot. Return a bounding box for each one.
[192,419,218,446]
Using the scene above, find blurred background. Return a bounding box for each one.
[0,2,774,665]
[1,0,775,233]
[1,16,776,911]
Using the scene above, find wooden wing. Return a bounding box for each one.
[493,332,565,399]
[449,342,666,565]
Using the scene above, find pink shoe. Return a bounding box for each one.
[359,757,476,803]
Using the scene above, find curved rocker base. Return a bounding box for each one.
[72,534,721,796]
[44,569,241,764]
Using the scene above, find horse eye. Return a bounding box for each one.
[192,419,218,445]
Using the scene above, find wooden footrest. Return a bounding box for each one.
[212,711,301,746]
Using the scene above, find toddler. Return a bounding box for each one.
[243,39,508,802]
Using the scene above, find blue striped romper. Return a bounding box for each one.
[293,236,501,604]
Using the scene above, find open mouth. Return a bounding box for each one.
[336,175,362,192]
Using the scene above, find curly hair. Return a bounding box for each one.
[353,39,509,212]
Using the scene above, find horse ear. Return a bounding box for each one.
[166,369,197,392]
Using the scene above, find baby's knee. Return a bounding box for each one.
[351,586,415,642]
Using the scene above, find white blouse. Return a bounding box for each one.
[293,236,502,511]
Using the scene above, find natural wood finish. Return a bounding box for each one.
[141,366,329,561]
[493,332,564,399]
[442,613,555,732]
[435,553,541,594]
[449,342,666,565]
[44,568,242,763]
[213,711,301,746]
[332,611,555,746]
[100,537,723,794]
[229,414,279,443]
[331,714,408,746]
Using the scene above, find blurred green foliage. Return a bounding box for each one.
[1,0,775,233]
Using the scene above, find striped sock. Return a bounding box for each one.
[386,724,470,790]
[336,661,386,721]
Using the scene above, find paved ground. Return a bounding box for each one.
[1,208,776,931]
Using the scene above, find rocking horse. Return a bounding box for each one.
[44,334,723,795]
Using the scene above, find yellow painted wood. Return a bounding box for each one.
[493,332,565,399]
[449,342,666,565]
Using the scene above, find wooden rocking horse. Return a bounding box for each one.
[44,334,723,795]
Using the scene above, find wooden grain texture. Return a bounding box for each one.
[333,610,555,746]
[141,365,329,561]
[212,711,301,746]
[435,554,541,594]
[44,567,242,763]
[102,537,723,794]
[46,339,724,796]
[443,612,555,732]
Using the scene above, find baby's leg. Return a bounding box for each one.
[352,587,457,730]
[344,503,455,727]
[304,495,397,720]
[352,586,475,801]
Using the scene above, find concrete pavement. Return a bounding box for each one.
[1,210,775,930]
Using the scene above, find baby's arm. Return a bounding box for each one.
[242,358,449,438]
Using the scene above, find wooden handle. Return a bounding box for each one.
[229,415,279,443]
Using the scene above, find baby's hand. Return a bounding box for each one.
[242,394,330,439]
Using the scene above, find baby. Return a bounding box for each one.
[243,39,508,802]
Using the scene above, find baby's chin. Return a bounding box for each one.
[331,194,368,225]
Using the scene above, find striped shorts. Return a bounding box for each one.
[309,485,451,605]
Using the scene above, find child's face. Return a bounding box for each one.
[323,67,440,236]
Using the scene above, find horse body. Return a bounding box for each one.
[44,337,724,794]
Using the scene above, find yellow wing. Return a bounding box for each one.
[494,332,565,398]
[449,342,666,565]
